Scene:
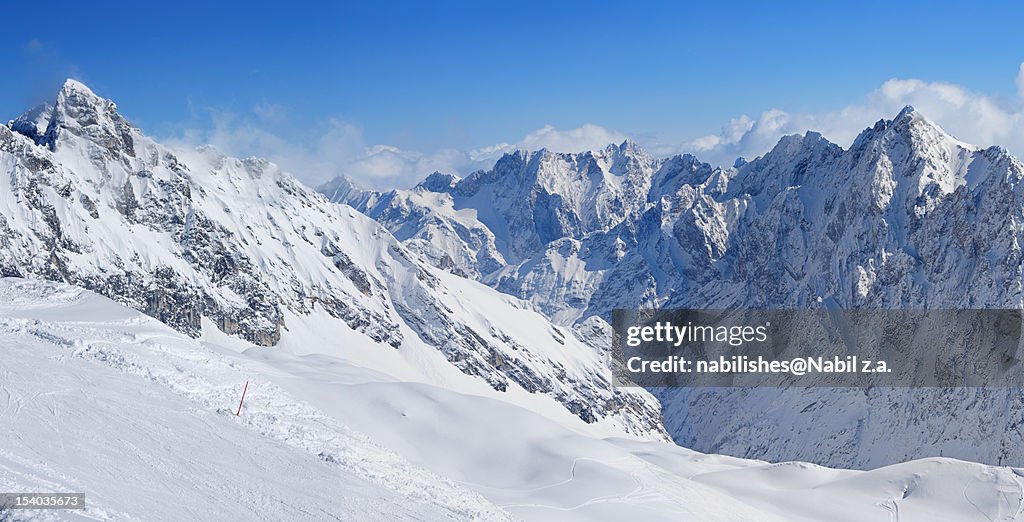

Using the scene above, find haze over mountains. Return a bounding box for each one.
[3,79,1024,520]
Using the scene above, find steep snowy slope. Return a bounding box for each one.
[4,279,1023,521]
[0,80,663,439]
[329,107,1024,469]
[654,109,1024,469]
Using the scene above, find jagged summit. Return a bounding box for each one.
[608,138,645,155]
[319,174,360,196]
[852,104,975,152]
[759,129,833,158]
[52,78,117,118]
[317,174,380,209]
[895,103,918,119]
[890,103,954,138]
[60,77,95,94]
[416,171,460,192]
[7,78,138,155]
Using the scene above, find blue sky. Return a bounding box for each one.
[4,1,1024,187]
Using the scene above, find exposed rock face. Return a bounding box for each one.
[330,141,660,323]
[2,81,286,345]
[327,107,1024,468]
[0,80,666,440]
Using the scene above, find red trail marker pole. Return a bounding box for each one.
[236,380,249,416]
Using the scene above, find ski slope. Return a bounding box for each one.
[0,279,505,521]
[2,278,1023,521]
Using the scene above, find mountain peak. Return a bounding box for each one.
[54,78,112,117]
[849,105,972,157]
[60,78,97,97]
[53,78,113,117]
[44,78,135,155]
[615,138,644,153]
[416,171,460,192]
[889,105,977,154]
[890,105,946,137]
[317,175,382,209]
[895,104,918,120]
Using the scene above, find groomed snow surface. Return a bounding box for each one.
[2,279,1023,521]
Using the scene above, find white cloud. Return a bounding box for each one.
[518,123,629,153]
[169,109,367,182]
[183,80,1011,190]
[473,124,629,160]
[171,67,1024,192]
[169,112,630,190]
[686,65,1024,167]
[346,145,490,188]
[167,108,494,190]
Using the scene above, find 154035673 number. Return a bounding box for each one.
[0,493,86,510]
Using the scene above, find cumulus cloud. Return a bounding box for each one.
[685,65,1024,167]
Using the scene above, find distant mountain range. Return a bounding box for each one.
[323,105,1024,468]
[8,78,1024,520]
[6,78,1024,471]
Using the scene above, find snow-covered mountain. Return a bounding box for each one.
[6,79,1024,519]
[0,79,665,441]
[331,141,665,324]
[328,106,1024,469]
[6,277,1024,521]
